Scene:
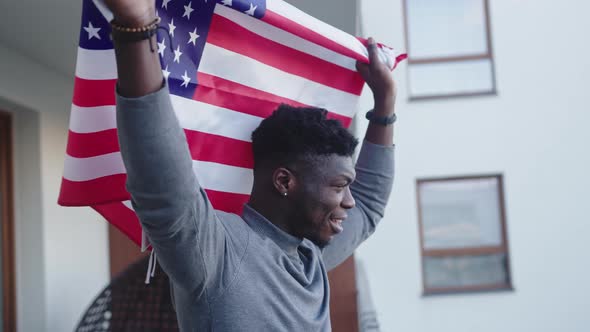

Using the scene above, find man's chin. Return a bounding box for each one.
[310,236,332,249]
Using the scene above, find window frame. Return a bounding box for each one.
[402,0,497,100]
[0,111,16,331]
[416,174,513,295]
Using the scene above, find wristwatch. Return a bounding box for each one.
[365,110,397,126]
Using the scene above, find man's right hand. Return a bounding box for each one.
[102,0,156,26]
[102,0,163,97]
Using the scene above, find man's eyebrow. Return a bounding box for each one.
[336,173,355,183]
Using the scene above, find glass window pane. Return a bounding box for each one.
[418,177,503,249]
[424,254,509,289]
[408,59,494,98]
[406,0,489,58]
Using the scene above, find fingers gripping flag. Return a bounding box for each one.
[59,0,407,247]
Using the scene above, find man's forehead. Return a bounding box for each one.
[315,155,355,179]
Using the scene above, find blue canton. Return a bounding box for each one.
[79,0,267,99]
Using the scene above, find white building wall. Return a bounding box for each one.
[354,0,590,331]
[0,44,110,332]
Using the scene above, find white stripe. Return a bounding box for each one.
[63,152,126,181]
[122,200,134,210]
[92,0,114,22]
[75,47,117,80]
[63,153,253,194]
[69,96,261,142]
[266,0,368,60]
[192,160,253,195]
[72,49,359,116]
[199,43,359,116]
[69,105,116,133]
[170,95,262,142]
[213,5,356,71]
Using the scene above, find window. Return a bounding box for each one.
[403,0,496,99]
[416,174,512,294]
[0,111,16,331]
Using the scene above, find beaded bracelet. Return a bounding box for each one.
[110,17,161,33]
[110,17,165,52]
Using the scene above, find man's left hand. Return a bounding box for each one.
[356,37,397,114]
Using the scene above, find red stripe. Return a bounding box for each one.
[59,175,130,206]
[394,54,408,69]
[91,190,249,247]
[71,75,352,127]
[72,77,116,107]
[209,14,364,95]
[196,73,352,127]
[205,189,249,215]
[66,129,120,158]
[186,131,253,168]
[66,128,254,168]
[60,173,250,215]
[93,202,142,246]
[262,10,368,64]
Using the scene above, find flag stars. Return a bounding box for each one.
[168,18,177,37]
[84,21,101,40]
[162,66,171,80]
[188,27,200,46]
[181,70,191,87]
[221,0,232,6]
[157,39,166,57]
[162,0,172,9]
[173,45,183,63]
[245,3,257,16]
[183,2,195,20]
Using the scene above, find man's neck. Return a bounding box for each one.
[247,192,297,238]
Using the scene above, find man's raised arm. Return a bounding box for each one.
[105,0,237,296]
[322,38,396,269]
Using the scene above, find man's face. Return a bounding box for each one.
[290,154,356,247]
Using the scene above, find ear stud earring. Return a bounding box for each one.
[283,192,288,197]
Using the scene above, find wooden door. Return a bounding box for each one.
[0,112,16,332]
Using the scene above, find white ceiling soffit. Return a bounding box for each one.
[0,0,83,77]
[0,0,355,78]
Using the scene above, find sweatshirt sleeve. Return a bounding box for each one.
[116,84,239,296]
[321,140,395,270]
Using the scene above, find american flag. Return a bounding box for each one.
[59,0,406,247]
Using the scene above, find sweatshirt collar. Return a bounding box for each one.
[242,204,303,258]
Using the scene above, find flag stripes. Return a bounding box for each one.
[59,0,405,246]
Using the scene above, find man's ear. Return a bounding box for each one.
[272,167,296,196]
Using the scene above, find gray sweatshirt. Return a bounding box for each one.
[116,85,394,331]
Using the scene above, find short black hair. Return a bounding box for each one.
[251,104,358,168]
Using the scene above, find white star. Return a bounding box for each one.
[183,2,195,20]
[168,19,176,37]
[84,21,101,40]
[188,27,200,46]
[245,3,257,16]
[181,70,191,87]
[162,66,171,80]
[162,0,172,9]
[173,45,183,63]
[221,0,232,6]
[157,39,166,57]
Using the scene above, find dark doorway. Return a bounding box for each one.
[0,111,16,332]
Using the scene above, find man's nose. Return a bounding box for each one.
[342,186,356,209]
